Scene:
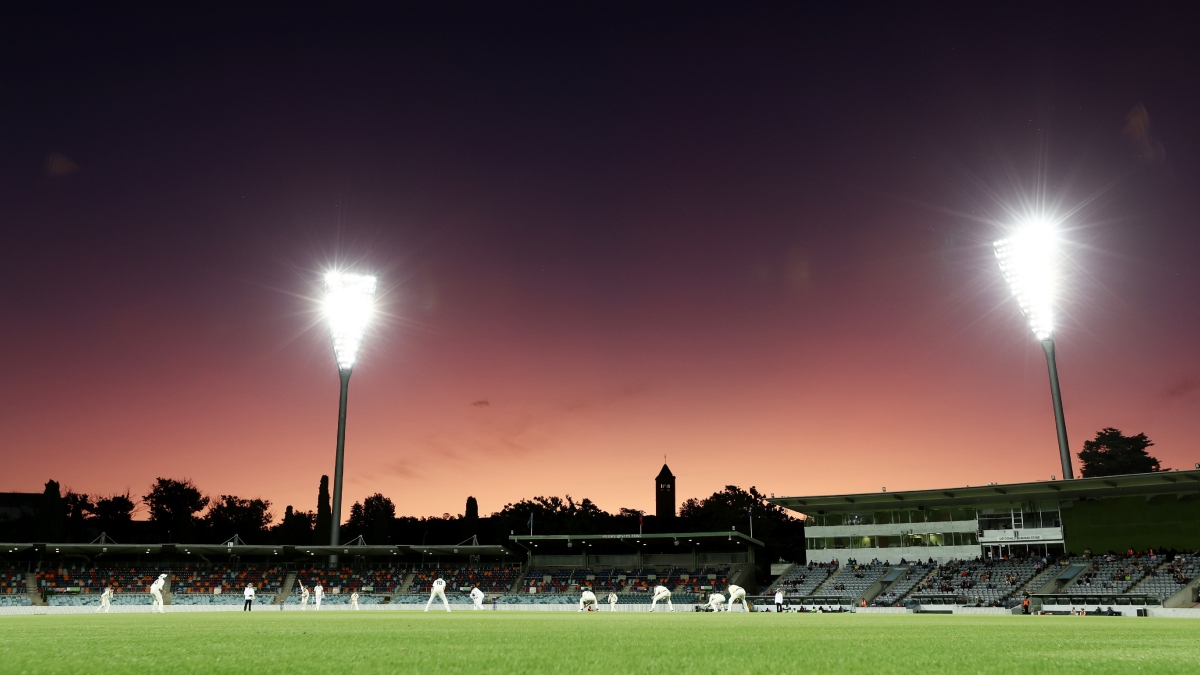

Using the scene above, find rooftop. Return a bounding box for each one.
[769,469,1200,515]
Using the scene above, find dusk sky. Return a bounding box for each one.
[3,4,1198,521]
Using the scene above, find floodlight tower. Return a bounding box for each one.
[323,272,379,561]
[993,222,1074,479]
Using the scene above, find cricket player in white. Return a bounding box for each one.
[727,584,750,612]
[97,587,113,613]
[298,582,310,610]
[149,573,167,613]
[707,592,726,612]
[313,584,323,610]
[350,591,360,610]
[578,590,598,611]
[243,584,255,611]
[469,586,485,610]
[424,578,450,612]
[649,585,673,611]
[607,592,619,610]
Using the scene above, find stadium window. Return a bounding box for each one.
[831,537,850,550]
[852,536,875,549]
[901,509,922,524]
[806,538,826,550]
[927,508,952,522]
[927,533,944,546]
[847,512,873,525]
[876,536,901,548]
[951,507,976,522]
[873,511,894,524]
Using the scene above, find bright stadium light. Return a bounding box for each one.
[324,272,378,371]
[323,271,379,561]
[993,221,1074,479]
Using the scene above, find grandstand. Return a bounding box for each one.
[770,469,1200,566]
[408,566,519,594]
[1132,553,1200,600]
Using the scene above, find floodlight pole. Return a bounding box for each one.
[330,369,352,563]
[1040,338,1073,480]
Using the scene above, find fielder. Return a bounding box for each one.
[298,582,310,610]
[97,587,113,613]
[350,591,360,610]
[607,592,619,611]
[470,586,485,610]
[649,585,673,612]
[313,584,323,610]
[727,584,750,612]
[579,590,598,611]
[149,573,167,613]
[707,592,726,612]
[424,578,450,612]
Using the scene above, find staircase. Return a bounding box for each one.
[273,572,297,605]
[1016,563,1065,597]
[397,572,416,595]
[806,569,838,596]
[861,566,908,605]
[25,572,45,606]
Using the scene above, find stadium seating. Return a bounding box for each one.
[172,566,286,594]
[521,567,731,595]
[769,562,839,596]
[296,567,402,594]
[1131,554,1200,600]
[38,566,160,593]
[871,563,936,606]
[48,593,155,606]
[172,594,252,606]
[409,566,521,594]
[818,562,891,599]
[1,568,26,596]
[35,565,285,596]
[1065,554,1154,594]
[389,593,475,604]
[908,556,1043,606]
[0,596,31,607]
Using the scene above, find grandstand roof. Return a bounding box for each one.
[769,469,1200,514]
[510,531,764,547]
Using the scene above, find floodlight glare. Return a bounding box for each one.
[322,270,379,563]
[993,221,1056,340]
[993,221,1074,479]
[323,272,378,371]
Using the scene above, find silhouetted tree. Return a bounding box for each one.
[465,496,479,521]
[679,485,805,579]
[63,491,93,542]
[1079,428,1162,477]
[89,492,135,541]
[272,505,315,544]
[36,480,65,542]
[314,476,332,545]
[142,478,209,542]
[346,493,395,544]
[205,495,273,543]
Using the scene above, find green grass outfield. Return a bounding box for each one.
[2,611,1198,674]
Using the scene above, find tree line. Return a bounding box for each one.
[0,477,805,566]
